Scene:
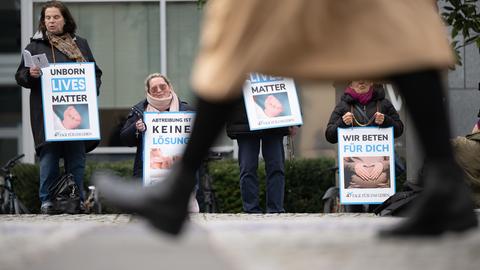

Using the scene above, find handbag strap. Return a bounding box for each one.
[350,101,380,127]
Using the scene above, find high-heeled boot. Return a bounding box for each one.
[93,96,237,235]
[380,159,478,236]
[93,163,195,235]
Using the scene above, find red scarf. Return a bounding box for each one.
[345,86,374,105]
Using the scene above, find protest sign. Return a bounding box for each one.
[41,62,100,141]
[337,127,396,204]
[143,112,195,186]
[242,73,302,130]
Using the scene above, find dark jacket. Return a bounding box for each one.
[325,87,404,144]
[15,31,103,153]
[226,98,290,139]
[120,98,194,177]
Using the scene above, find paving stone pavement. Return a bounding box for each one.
[0,213,479,270]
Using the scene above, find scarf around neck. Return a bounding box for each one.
[146,90,180,112]
[46,31,86,62]
[345,86,374,105]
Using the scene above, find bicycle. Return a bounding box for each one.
[84,185,102,214]
[197,151,224,213]
[321,166,346,213]
[0,154,30,214]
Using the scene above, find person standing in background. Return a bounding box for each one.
[120,73,198,212]
[15,0,102,214]
[226,98,298,214]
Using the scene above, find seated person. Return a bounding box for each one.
[451,118,480,207]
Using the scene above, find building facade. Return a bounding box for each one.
[1,0,479,174]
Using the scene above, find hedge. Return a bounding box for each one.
[11,160,135,214]
[10,157,406,214]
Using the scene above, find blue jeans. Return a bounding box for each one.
[237,134,285,213]
[39,142,86,203]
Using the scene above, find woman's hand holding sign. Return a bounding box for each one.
[135,119,146,132]
[342,112,354,125]
[29,66,41,78]
[374,112,385,125]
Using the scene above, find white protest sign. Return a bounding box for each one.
[337,127,396,204]
[242,73,303,130]
[143,112,195,186]
[41,62,100,141]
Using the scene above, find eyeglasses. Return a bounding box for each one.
[150,83,169,92]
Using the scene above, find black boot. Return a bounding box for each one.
[380,159,478,236]
[94,96,237,235]
[93,164,195,235]
[381,69,478,236]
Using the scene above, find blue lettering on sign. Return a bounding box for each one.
[365,144,389,152]
[249,73,283,84]
[344,144,362,153]
[51,77,86,92]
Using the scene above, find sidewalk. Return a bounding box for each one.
[0,213,479,270]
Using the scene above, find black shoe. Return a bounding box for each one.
[40,201,55,215]
[93,166,195,235]
[380,160,478,237]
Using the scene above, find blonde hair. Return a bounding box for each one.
[144,73,173,93]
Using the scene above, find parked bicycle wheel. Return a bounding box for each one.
[202,172,217,213]
[84,185,102,214]
[323,188,345,213]
[13,198,30,214]
[0,154,30,214]
[0,188,11,213]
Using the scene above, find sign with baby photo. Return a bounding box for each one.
[143,112,195,186]
[40,62,100,141]
[242,73,303,130]
[337,127,396,204]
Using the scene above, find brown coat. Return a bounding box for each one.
[192,0,454,101]
[452,135,480,207]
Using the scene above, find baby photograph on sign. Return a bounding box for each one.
[53,104,90,130]
[243,73,302,130]
[253,92,292,119]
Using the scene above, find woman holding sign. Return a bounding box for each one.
[15,1,102,214]
[120,73,193,178]
[226,98,298,214]
[325,81,403,212]
[119,73,198,212]
[325,81,404,143]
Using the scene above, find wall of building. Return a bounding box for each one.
[1,0,479,167]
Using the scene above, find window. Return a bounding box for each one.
[0,1,21,53]
[166,1,202,102]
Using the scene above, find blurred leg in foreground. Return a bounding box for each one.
[383,69,478,236]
